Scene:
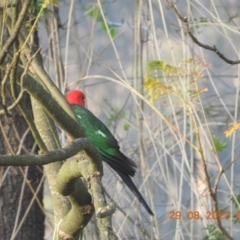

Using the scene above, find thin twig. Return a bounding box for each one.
[164,0,240,65]
[0,0,32,64]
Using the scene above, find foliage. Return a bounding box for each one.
[203,224,227,240]
[83,4,117,38]
[211,135,227,152]
[225,123,240,137]
[143,58,207,103]
[229,194,240,224]
[107,107,129,131]
[190,17,208,31]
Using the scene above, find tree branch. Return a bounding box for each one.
[56,157,95,239]
[164,0,240,65]
[57,155,117,240]
[18,28,78,122]
[0,138,92,166]
[17,72,86,140]
[0,0,31,64]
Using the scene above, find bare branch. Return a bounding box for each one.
[0,0,32,64]
[0,138,97,166]
[165,0,240,65]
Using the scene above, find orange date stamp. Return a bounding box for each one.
[169,210,239,220]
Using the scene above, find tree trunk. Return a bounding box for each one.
[0,95,44,240]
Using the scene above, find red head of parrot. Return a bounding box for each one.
[66,90,86,107]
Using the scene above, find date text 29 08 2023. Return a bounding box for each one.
[169,210,240,220]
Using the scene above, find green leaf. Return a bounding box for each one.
[203,225,227,240]
[212,135,227,152]
[124,123,130,131]
[101,22,107,32]
[147,60,178,75]
[200,17,208,23]
[101,23,116,39]
[87,5,102,21]
[107,108,126,127]
[229,194,240,210]
[110,27,116,38]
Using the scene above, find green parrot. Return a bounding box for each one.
[66,90,153,215]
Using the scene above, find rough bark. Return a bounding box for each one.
[0,94,44,240]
